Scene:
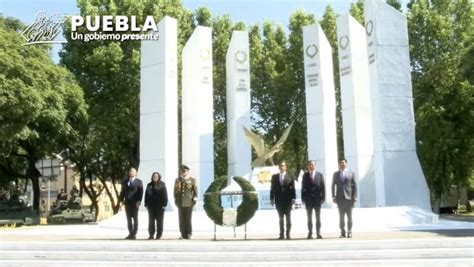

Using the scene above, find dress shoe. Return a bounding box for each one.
[147,236,154,240]
[316,234,323,239]
[125,235,132,240]
[339,233,346,238]
[129,235,136,240]
[156,235,162,240]
[278,235,284,240]
[286,235,291,240]
[347,233,352,238]
[307,233,313,239]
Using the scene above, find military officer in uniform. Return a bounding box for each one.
[174,165,198,239]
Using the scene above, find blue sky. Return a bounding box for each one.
[0,0,408,61]
[1,0,367,25]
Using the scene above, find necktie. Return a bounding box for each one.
[311,172,314,182]
[280,174,284,185]
[340,171,345,182]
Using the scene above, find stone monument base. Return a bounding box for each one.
[99,206,444,237]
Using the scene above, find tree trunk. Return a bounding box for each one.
[93,200,99,221]
[113,202,121,214]
[27,159,41,211]
[99,177,120,215]
[79,175,100,220]
[111,179,122,214]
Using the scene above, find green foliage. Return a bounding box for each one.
[408,0,474,199]
[234,176,258,226]
[249,11,316,175]
[386,0,403,11]
[203,176,258,227]
[60,0,194,213]
[0,17,87,210]
[203,176,227,225]
[459,43,474,84]
[209,14,234,177]
[349,0,365,24]
[319,6,345,160]
[2,0,472,212]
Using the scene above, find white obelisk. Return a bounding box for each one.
[365,0,431,210]
[337,14,375,207]
[139,16,178,209]
[182,26,214,200]
[303,24,339,207]
[226,31,251,179]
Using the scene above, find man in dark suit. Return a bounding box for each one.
[332,158,357,238]
[174,165,198,240]
[301,160,325,239]
[120,167,143,240]
[270,161,295,240]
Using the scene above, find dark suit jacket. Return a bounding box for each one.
[120,177,144,205]
[270,173,296,208]
[144,181,168,209]
[331,170,357,202]
[301,171,325,206]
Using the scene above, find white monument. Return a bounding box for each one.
[139,16,178,209]
[365,0,431,210]
[303,24,339,207]
[336,14,376,207]
[182,26,214,200]
[226,31,251,179]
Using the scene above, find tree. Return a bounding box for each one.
[0,16,87,211]
[60,0,194,214]
[284,11,316,173]
[249,10,316,175]
[349,0,365,24]
[386,0,403,11]
[408,0,474,208]
[319,5,345,160]
[251,20,293,167]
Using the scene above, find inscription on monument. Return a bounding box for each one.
[201,65,210,85]
[366,20,375,64]
[236,78,248,91]
[340,65,351,76]
[306,73,319,87]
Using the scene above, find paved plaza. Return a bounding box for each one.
[1,209,473,266]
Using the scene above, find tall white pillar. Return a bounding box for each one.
[337,14,375,207]
[139,16,178,209]
[226,31,251,179]
[365,0,431,210]
[303,24,339,207]
[182,26,214,200]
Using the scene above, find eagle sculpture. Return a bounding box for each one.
[242,122,294,167]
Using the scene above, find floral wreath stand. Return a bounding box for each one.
[203,176,259,241]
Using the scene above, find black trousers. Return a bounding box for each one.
[125,203,139,236]
[276,205,292,236]
[337,199,353,234]
[178,207,193,238]
[148,206,165,238]
[305,202,322,235]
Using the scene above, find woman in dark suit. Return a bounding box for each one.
[144,172,168,239]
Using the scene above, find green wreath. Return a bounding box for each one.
[203,176,258,226]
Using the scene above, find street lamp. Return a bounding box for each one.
[36,155,63,214]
